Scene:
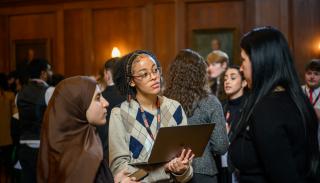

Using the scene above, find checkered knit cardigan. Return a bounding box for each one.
[109,96,193,182]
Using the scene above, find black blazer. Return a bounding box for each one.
[229,91,311,183]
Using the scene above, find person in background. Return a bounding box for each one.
[0,73,16,181]
[109,50,194,182]
[301,58,320,149]
[219,65,248,183]
[223,65,247,136]
[302,59,320,120]
[206,50,229,101]
[164,49,229,183]
[96,67,107,92]
[229,26,320,183]
[7,71,18,94]
[37,76,137,183]
[16,58,52,183]
[45,73,65,104]
[97,57,125,162]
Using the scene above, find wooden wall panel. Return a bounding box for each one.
[292,0,320,80]
[92,6,145,74]
[153,2,176,74]
[9,13,56,69]
[64,9,85,76]
[186,1,244,37]
[55,10,65,74]
[0,0,319,83]
[0,15,9,72]
[186,1,244,65]
[252,0,290,42]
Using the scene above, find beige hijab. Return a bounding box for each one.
[37,76,103,183]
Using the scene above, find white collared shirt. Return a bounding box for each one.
[301,85,320,109]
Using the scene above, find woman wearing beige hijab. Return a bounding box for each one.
[37,76,138,183]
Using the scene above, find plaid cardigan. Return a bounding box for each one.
[109,96,193,182]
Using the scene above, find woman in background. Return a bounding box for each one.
[219,65,247,183]
[206,50,229,101]
[229,26,320,183]
[164,49,229,183]
[223,65,247,136]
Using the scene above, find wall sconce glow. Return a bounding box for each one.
[111,47,121,58]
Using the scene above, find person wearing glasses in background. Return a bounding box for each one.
[109,50,194,183]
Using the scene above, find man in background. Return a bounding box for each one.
[302,59,320,119]
[97,58,125,162]
[16,58,52,183]
[301,58,320,149]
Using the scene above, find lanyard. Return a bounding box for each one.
[305,87,320,106]
[138,97,161,141]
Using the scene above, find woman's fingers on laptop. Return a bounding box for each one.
[188,153,195,161]
[167,157,188,174]
[181,148,193,162]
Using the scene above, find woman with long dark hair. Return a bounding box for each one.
[229,26,320,183]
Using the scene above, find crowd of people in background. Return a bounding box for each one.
[0,26,320,183]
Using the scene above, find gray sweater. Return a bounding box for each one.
[187,95,229,176]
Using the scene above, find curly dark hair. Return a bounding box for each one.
[113,50,160,101]
[164,49,209,117]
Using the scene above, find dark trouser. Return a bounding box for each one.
[0,145,14,182]
[217,167,233,183]
[188,173,218,183]
[19,145,38,183]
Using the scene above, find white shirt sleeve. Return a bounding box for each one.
[45,87,55,105]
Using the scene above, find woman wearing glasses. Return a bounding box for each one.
[109,50,194,182]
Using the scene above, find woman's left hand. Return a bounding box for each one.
[165,148,194,174]
[114,169,140,183]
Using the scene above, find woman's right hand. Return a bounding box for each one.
[165,148,194,175]
[114,169,140,183]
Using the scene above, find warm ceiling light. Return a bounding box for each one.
[111,47,121,58]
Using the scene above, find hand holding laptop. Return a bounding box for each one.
[114,169,141,183]
[165,148,195,175]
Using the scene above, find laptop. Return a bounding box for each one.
[130,123,215,166]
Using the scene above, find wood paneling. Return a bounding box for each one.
[251,0,291,42]
[153,2,175,74]
[292,0,320,80]
[0,0,319,82]
[186,0,244,65]
[55,10,64,74]
[92,6,145,74]
[64,9,85,76]
[9,13,55,39]
[0,15,9,72]
[8,13,56,70]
